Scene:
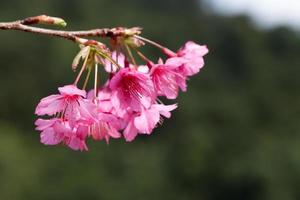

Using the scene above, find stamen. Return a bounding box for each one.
[122,75,147,101]
[158,116,164,125]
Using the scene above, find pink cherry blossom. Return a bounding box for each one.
[62,123,89,151]
[149,60,187,99]
[87,86,125,143]
[134,103,177,134]
[165,41,208,76]
[35,85,95,128]
[35,118,64,145]
[109,68,156,114]
[34,38,208,150]
[35,85,86,116]
[89,113,123,143]
[123,103,177,142]
[35,118,88,151]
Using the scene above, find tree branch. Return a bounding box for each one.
[0,15,142,44]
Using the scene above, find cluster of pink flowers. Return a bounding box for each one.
[35,40,208,151]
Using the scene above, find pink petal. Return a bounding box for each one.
[58,85,86,97]
[124,120,138,142]
[35,95,65,116]
[78,99,98,124]
[35,118,57,131]
[53,121,72,136]
[134,108,160,134]
[109,68,156,113]
[98,100,113,113]
[64,102,81,128]
[165,57,185,67]
[179,41,209,57]
[137,65,149,73]
[152,103,177,118]
[108,128,121,138]
[67,136,88,151]
[98,86,112,100]
[40,127,63,145]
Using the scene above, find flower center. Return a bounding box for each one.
[122,75,145,100]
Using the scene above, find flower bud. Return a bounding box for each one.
[37,15,67,27]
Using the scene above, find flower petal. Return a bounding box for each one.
[58,85,86,97]
[40,127,63,145]
[124,120,138,142]
[134,108,160,134]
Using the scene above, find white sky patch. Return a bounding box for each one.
[204,0,300,30]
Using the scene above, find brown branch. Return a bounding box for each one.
[0,15,142,44]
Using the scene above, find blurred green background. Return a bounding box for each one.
[0,0,300,200]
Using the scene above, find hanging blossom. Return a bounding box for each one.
[35,32,209,151]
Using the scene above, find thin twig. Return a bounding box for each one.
[0,15,142,44]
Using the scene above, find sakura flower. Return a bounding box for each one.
[35,85,94,128]
[87,86,125,143]
[62,123,89,151]
[149,60,187,99]
[165,41,208,76]
[34,35,208,149]
[35,118,89,151]
[89,113,123,143]
[35,84,86,116]
[123,103,177,142]
[134,103,177,134]
[35,118,64,145]
[87,85,114,113]
[109,68,156,114]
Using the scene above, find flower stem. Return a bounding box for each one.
[134,35,165,49]
[82,66,92,90]
[134,35,176,57]
[135,49,150,62]
[124,44,137,66]
[94,63,99,98]
[96,51,122,70]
